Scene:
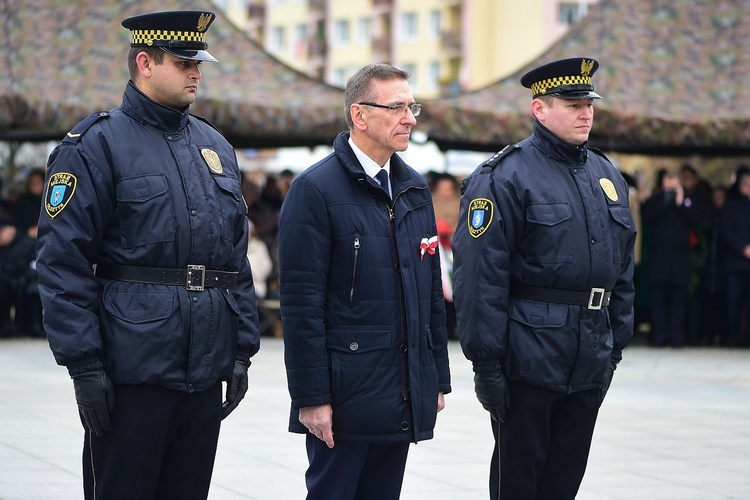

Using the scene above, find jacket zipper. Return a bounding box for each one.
[349,237,360,302]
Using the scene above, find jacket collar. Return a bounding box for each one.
[333,131,423,195]
[530,120,589,167]
[120,81,190,133]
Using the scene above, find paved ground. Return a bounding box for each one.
[1,337,749,499]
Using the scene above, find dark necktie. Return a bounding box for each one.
[376,169,390,199]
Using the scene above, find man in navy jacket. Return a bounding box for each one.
[36,11,259,499]
[453,58,636,499]
[279,64,451,499]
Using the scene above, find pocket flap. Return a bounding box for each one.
[607,205,632,229]
[526,203,571,226]
[326,327,394,353]
[509,299,567,328]
[116,174,167,202]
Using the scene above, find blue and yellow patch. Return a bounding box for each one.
[44,172,77,219]
[468,198,493,238]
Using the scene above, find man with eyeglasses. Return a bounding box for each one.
[279,63,451,499]
[453,58,636,499]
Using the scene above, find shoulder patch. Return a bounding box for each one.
[467,197,494,238]
[62,111,110,144]
[44,172,77,218]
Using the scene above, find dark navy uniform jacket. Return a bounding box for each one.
[279,132,451,443]
[453,121,636,393]
[37,82,260,392]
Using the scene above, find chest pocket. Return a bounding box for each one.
[607,204,632,264]
[212,175,244,243]
[523,203,573,264]
[116,174,176,248]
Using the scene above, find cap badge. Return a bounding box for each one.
[581,59,595,76]
[197,13,213,32]
[599,178,619,202]
[468,198,493,238]
[201,148,223,174]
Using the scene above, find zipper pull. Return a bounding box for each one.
[388,207,394,221]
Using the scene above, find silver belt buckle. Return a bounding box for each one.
[588,288,605,310]
[186,265,206,291]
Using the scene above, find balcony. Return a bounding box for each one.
[247,4,265,19]
[440,30,461,53]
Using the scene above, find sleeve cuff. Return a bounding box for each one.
[472,360,503,373]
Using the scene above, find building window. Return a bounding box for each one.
[402,63,417,91]
[294,24,308,58]
[358,17,372,45]
[428,10,441,39]
[269,26,286,52]
[428,61,441,92]
[400,12,418,41]
[558,3,580,25]
[333,19,351,47]
[332,67,347,87]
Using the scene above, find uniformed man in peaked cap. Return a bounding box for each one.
[37,11,260,499]
[452,57,636,499]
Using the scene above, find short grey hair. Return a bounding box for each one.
[344,64,410,128]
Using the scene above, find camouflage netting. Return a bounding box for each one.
[0,0,347,148]
[419,0,750,155]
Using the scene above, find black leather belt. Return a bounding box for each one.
[95,263,238,291]
[510,283,611,310]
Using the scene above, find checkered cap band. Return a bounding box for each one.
[130,29,206,46]
[531,75,592,96]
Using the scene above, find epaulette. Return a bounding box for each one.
[62,111,110,144]
[191,113,220,132]
[480,144,521,171]
[588,146,612,163]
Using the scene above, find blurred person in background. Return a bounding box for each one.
[641,169,700,347]
[719,166,750,347]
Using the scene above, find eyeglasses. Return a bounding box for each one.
[358,102,422,117]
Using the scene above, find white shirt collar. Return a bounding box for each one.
[348,137,391,187]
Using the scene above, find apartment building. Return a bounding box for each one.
[220,0,598,98]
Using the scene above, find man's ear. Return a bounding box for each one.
[135,51,153,79]
[350,104,367,131]
[531,98,546,122]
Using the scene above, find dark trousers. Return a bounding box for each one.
[726,271,750,346]
[489,381,601,500]
[305,434,409,500]
[82,383,222,500]
[650,283,688,347]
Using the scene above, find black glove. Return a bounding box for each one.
[222,360,250,420]
[474,370,510,423]
[601,358,620,401]
[72,370,115,438]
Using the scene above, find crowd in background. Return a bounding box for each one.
[0,168,45,338]
[1,162,749,348]
[632,163,750,348]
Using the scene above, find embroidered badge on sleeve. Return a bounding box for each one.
[44,172,77,219]
[468,198,493,238]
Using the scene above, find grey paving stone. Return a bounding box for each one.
[1,338,749,499]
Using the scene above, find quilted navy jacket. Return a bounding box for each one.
[37,83,260,392]
[453,122,636,393]
[279,132,451,443]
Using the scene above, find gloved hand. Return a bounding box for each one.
[222,360,250,420]
[601,358,620,401]
[474,370,510,423]
[72,369,115,438]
